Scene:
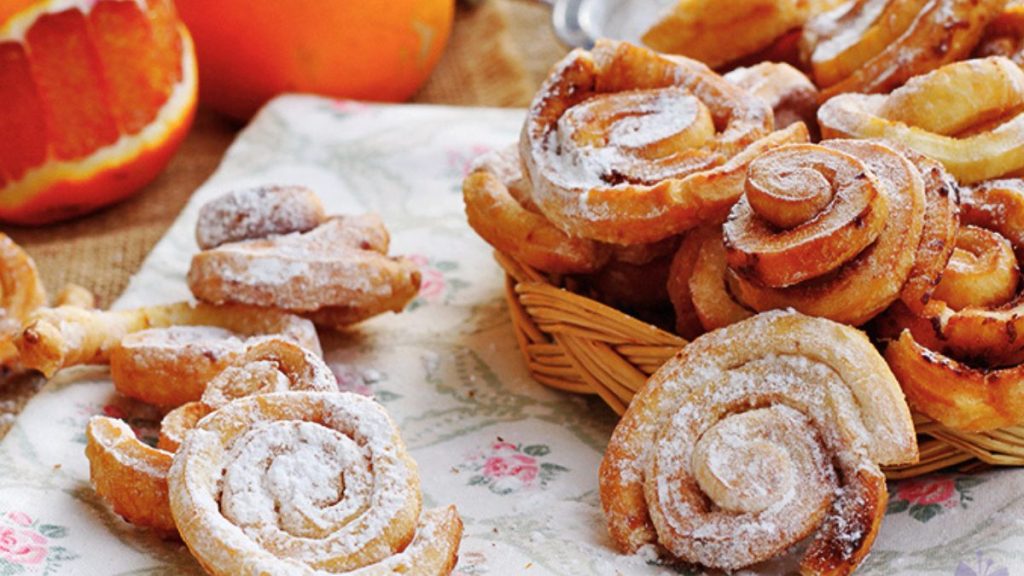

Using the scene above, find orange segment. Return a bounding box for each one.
[0,0,196,224]
[0,41,48,185]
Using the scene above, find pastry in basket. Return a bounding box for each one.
[463,146,610,274]
[519,40,808,245]
[819,56,1024,183]
[722,140,958,326]
[86,338,337,536]
[168,391,462,575]
[15,301,321,377]
[641,0,845,69]
[724,61,820,133]
[801,0,1005,99]
[879,179,1024,431]
[974,0,1024,65]
[195,184,327,250]
[667,226,752,337]
[188,187,421,328]
[600,310,918,574]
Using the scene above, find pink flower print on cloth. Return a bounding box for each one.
[462,439,568,495]
[888,475,987,523]
[0,511,77,573]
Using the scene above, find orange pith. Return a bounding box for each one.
[0,0,197,224]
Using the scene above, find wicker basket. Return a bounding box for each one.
[496,252,1024,479]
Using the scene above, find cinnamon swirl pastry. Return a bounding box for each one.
[668,226,753,336]
[802,0,1005,99]
[168,392,462,575]
[818,57,1024,184]
[519,40,807,245]
[880,202,1024,430]
[86,339,338,535]
[724,140,928,325]
[724,62,820,132]
[600,310,918,573]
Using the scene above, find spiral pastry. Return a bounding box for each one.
[519,40,807,245]
[86,338,339,535]
[195,185,327,250]
[168,392,462,575]
[801,0,1005,99]
[881,184,1024,430]
[723,140,929,325]
[16,301,321,377]
[600,310,918,574]
[724,62,821,132]
[668,226,753,338]
[463,146,610,274]
[819,57,1024,184]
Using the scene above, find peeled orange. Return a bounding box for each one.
[175,0,455,120]
[0,0,197,224]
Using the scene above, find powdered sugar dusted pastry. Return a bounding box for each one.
[16,301,321,377]
[724,61,819,131]
[86,338,337,536]
[189,213,422,328]
[195,185,326,250]
[600,310,918,574]
[463,146,611,274]
[519,40,807,245]
[168,392,463,575]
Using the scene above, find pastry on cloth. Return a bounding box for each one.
[642,0,845,68]
[722,140,958,326]
[600,310,918,574]
[195,185,326,250]
[801,0,1005,99]
[519,40,807,245]
[168,391,463,575]
[0,232,95,370]
[15,301,321,377]
[86,338,337,536]
[879,179,1024,431]
[818,56,1024,184]
[188,187,421,329]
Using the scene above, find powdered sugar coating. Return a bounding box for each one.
[189,215,422,319]
[599,310,918,573]
[196,186,326,250]
[167,392,462,575]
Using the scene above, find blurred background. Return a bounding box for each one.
[2,0,567,308]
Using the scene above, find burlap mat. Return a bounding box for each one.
[0,0,568,435]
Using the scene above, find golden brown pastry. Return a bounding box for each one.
[519,40,807,245]
[188,214,422,328]
[724,61,821,132]
[600,310,918,574]
[723,140,930,325]
[802,0,1006,99]
[463,146,610,274]
[168,392,462,575]
[818,57,1024,184]
[668,226,753,336]
[86,338,338,535]
[974,0,1024,65]
[642,0,845,68]
[15,301,321,377]
[195,185,326,250]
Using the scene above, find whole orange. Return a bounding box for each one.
[175,0,455,120]
[0,0,197,224]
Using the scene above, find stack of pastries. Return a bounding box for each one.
[464,1,1024,572]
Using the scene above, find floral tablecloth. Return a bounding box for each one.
[0,96,1022,575]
